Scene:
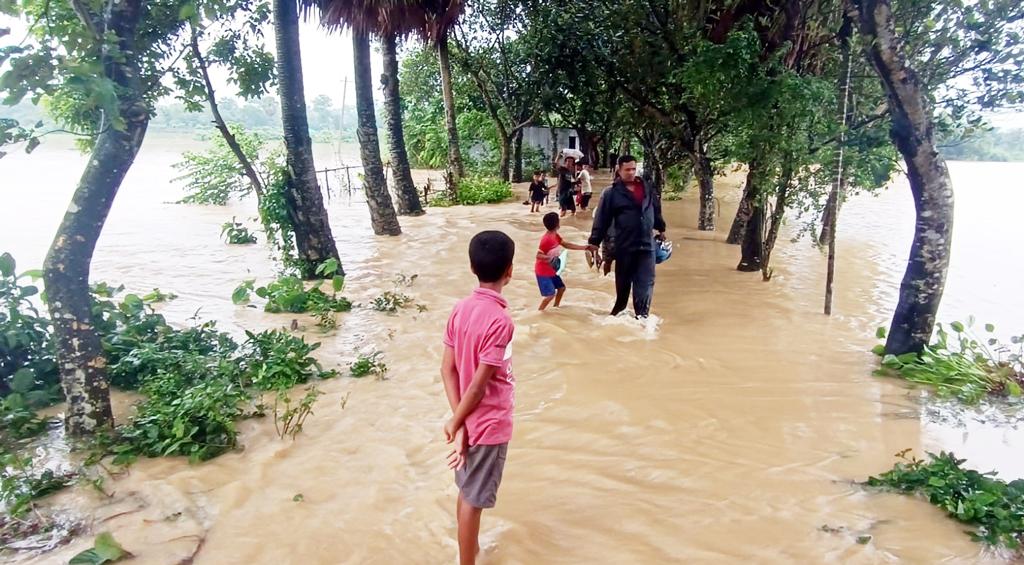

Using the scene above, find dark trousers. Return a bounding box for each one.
[611,249,656,318]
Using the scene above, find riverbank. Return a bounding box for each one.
[1,142,1022,563]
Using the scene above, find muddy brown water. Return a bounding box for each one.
[1,136,1022,563]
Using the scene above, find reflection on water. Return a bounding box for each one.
[1,135,1022,563]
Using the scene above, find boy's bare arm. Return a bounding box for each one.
[561,241,589,251]
[440,346,460,412]
[444,363,498,440]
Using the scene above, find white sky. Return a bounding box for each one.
[0,16,385,107]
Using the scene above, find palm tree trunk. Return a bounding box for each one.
[437,35,464,181]
[273,0,341,276]
[43,0,150,435]
[191,26,264,200]
[354,31,401,235]
[849,0,954,355]
[381,33,423,216]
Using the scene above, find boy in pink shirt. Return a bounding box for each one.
[441,230,516,564]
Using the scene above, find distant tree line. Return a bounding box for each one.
[940,128,1024,162]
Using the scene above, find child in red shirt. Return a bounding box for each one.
[535,212,589,311]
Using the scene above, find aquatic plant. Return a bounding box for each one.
[221,217,258,245]
[873,320,1024,403]
[232,259,351,328]
[350,351,388,379]
[371,291,415,313]
[867,450,1024,550]
[274,385,322,440]
[452,176,514,206]
[0,253,60,411]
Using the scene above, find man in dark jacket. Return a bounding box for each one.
[587,155,666,318]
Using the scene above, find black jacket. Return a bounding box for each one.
[588,177,666,254]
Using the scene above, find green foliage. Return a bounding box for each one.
[221,217,257,244]
[940,128,1024,162]
[350,351,388,379]
[239,330,335,391]
[176,126,275,205]
[69,532,131,565]
[371,291,414,313]
[663,164,693,201]
[867,450,1024,550]
[232,260,350,330]
[274,385,321,440]
[259,166,302,272]
[874,320,1024,403]
[453,176,514,205]
[0,448,75,518]
[0,253,59,409]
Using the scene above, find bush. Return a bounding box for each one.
[174,125,270,205]
[0,252,60,409]
[232,260,351,329]
[453,176,514,206]
[239,330,336,391]
[221,217,257,244]
[867,450,1024,550]
[874,319,1024,403]
[350,351,388,379]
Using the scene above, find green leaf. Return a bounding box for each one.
[293,493,304,502]
[875,327,887,339]
[871,344,886,356]
[984,323,995,333]
[25,136,39,153]
[0,252,15,276]
[332,275,344,293]
[69,532,130,564]
[950,321,965,333]
[1007,381,1022,397]
[19,268,43,280]
[231,286,250,304]
[178,2,196,20]
[11,368,35,393]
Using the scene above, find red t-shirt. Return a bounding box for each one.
[629,179,645,206]
[535,231,563,276]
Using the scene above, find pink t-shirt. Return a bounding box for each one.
[443,288,515,446]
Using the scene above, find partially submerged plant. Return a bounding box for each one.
[874,319,1024,403]
[350,351,388,380]
[221,217,258,245]
[866,450,1024,551]
[274,385,322,440]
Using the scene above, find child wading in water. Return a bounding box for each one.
[441,231,516,565]
[535,212,589,311]
[528,170,546,213]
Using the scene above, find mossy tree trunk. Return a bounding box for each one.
[43,0,150,435]
[381,32,423,216]
[848,0,954,355]
[354,30,401,235]
[273,0,341,276]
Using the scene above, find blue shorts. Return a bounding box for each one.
[536,275,565,297]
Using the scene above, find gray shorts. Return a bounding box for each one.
[454,443,508,509]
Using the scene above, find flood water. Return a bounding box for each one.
[1,134,1023,564]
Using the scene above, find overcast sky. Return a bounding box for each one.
[0,16,385,107]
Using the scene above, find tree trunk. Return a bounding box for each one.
[760,166,792,281]
[354,31,401,236]
[818,185,840,246]
[191,26,264,200]
[512,128,524,182]
[549,126,559,175]
[498,134,511,182]
[692,148,716,231]
[437,35,464,181]
[273,0,341,276]
[736,162,764,271]
[849,0,954,355]
[43,0,151,435]
[727,165,758,244]
[380,33,423,216]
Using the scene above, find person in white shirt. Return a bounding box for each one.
[576,161,594,211]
